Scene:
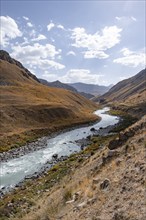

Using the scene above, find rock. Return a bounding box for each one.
[107,150,118,158]
[87,197,97,205]
[112,211,126,220]
[108,138,119,150]
[77,201,87,209]
[119,132,127,141]
[81,144,84,150]
[115,159,122,166]
[73,191,82,201]
[92,178,100,184]
[66,199,75,204]
[52,154,58,160]
[90,127,96,132]
[87,135,92,140]
[100,179,110,190]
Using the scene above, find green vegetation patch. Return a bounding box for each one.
[108,109,137,133]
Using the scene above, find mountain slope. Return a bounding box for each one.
[39,79,95,99]
[0,50,98,151]
[97,69,146,104]
[70,82,111,96]
[0,50,40,84]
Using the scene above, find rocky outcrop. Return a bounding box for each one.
[0,50,40,83]
[108,116,146,150]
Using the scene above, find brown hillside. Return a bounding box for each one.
[96,69,146,118]
[0,52,98,151]
[97,69,146,105]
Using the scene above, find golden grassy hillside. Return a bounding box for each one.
[0,59,98,151]
[95,69,146,118]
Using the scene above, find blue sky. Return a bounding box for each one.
[1,0,145,85]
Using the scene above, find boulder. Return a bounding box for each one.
[90,127,96,132]
[52,154,58,160]
[100,178,110,190]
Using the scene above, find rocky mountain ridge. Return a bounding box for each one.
[0,50,40,83]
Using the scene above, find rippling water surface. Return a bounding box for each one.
[0,107,119,190]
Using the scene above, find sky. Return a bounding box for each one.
[0,0,146,86]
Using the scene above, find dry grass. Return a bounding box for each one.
[18,117,145,220]
[0,61,98,151]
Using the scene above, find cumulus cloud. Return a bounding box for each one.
[57,24,65,30]
[31,34,47,42]
[11,43,60,60]
[42,69,104,84]
[60,69,104,84]
[113,48,146,67]
[0,16,22,47]
[66,51,76,56]
[47,22,55,31]
[11,43,65,70]
[27,22,33,27]
[47,21,65,31]
[37,60,65,70]
[71,25,122,59]
[42,71,59,82]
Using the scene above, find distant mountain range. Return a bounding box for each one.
[39,79,77,93]
[69,82,112,96]
[39,79,95,99]
[39,79,112,99]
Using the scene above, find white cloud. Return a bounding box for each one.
[27,22,33,27]
[115,16,123,21]
[67,51,76,56]
[60,69,104,84]
[47,21,65,32]
[21,37,29,45]
[113,48,146,67]
[131,16,137,21]
[42,69,104,84]
[0,16,22,47]
[10,43,65,70]
[42,72,59,82]
[29,29,36,37]
[11,43,60,60]
[47,22,55,31]
[36,60,65,70]
[23,16,29,21]
[84,50,109,59]
[57,24,65,30]
[116,16,137,22]
[31,34,47,42]
[71,26,122,59]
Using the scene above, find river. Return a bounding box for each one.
[0,107,119,191]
